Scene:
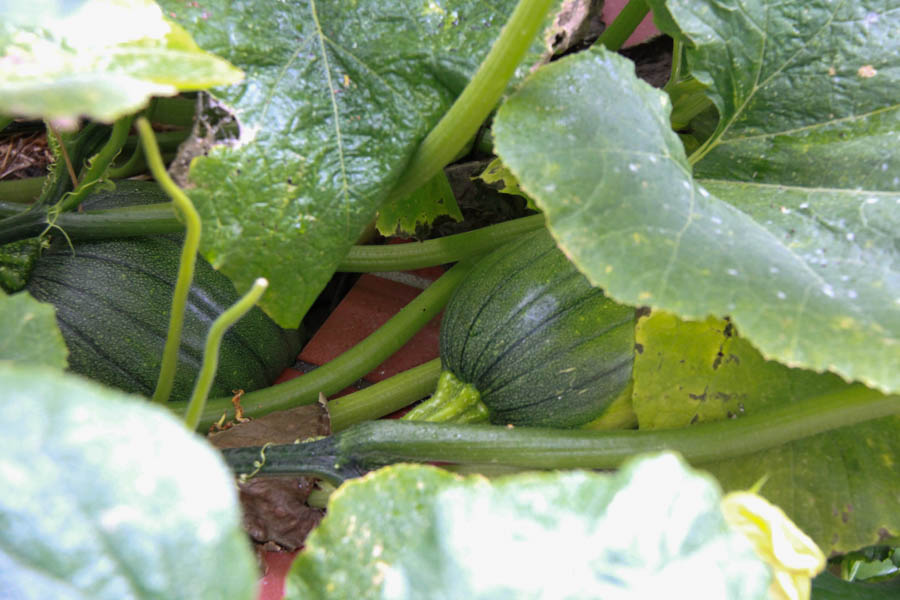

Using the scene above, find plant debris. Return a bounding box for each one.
[209,401,331,551]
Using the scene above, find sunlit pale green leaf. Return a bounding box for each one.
[633,311,900,555]
[0,292,67,368]
[0,364,257,599]
[0,0,242,124]
[158,0,573,327]
[493,46,899,393]
[286,456,771,599]
[376,171,462,237]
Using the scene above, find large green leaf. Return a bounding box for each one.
[158,0,570,327]
[633,311,900,555]
[0,0,242,124]
[0,292,67,368]
[492,45,899,393]
[0,364,257,599]
[286,456,771,599]
[658,0,900,192]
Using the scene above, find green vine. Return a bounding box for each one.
[390,0,554,199]
[594,0,650,51]
[136,117,202,405]
[184,278,269,431]
[222,385,900,486]
[170,258,476,431]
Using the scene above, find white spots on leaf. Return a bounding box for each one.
[776,291,787,300]
[865,197,879,204]
[799,202,809,209]
[699,187,710,198]
[769,266,780,274]
[682,180,691,190]
[543,184,556,193]
[99,505,143,531]
[845,232,855,242]
[864,11,880,25]
[648,155,658,164]
[780,206,791,214]
[881,162,889,171]
[628,163,640,172]
[710,215,723,225]
[847,289,858,299]
[726,268,739,276]
[822,284,835,298]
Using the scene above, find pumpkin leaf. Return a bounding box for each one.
[376,171,462,237]
[654,0,900,195]
[0,291,67,368]
[0,0,242,124]
[157,0,573,327]
[286,456,771,599]
[492,44,899,393]
[0,364,257,599]
[633,311,900,555]
[811,571,900,600]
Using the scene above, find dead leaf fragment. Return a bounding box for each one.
[210,402,331,551]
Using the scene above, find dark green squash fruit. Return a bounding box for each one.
[405,228,635,428]
[24,182,301,400]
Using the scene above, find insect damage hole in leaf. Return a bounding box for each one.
[167,93,244,189]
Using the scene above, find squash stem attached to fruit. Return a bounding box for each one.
[390,0,554,199]
[328,358,442,432]
[402,370,489,423]
[184,278,268,430]
[136,117,203,404]
[222,386,900,487]
[169,258,476,430]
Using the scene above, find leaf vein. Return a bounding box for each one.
[310,0,351,236]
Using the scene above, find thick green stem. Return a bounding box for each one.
[107,140,144,179]
[0,123,109,243]
[595,0,650,51]
[667,78,713,130]
[339,214,544,272]
[402,369,489,423]
[329,358,442,432]
[110,130,189,178]
[145,96,198,128]
[136,117,203,405]
[168,258,476,431]
[222,386,899,486]
[390,0,554,199]
[0,202,182,238]
[184,278,268,431]
[57,115,133,213]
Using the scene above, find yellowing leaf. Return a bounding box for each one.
[722,492,826,600]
